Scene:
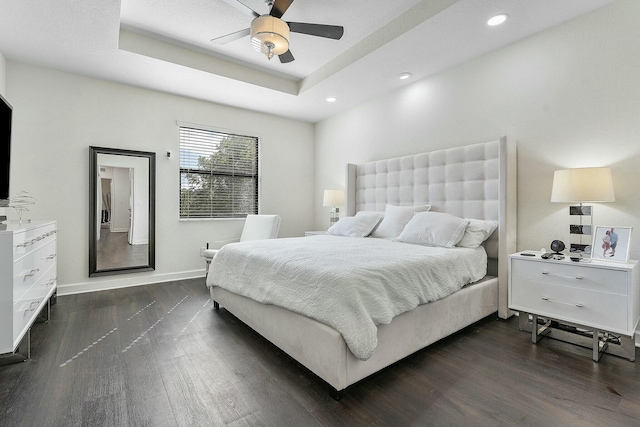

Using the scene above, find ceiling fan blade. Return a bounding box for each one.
[211,28,250,44]
[278,50,295,63]
[219,0,259,18]
[287,22,344,40]
[270,0,294,19]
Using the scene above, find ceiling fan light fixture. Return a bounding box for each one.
[251,15,290,60]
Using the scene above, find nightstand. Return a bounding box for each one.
[509,252,640,361]
[304,231,327,236]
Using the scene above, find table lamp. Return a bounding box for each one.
[551,167,615,255]
[323,189,344,227]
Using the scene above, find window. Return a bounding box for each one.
[179,125,259,219]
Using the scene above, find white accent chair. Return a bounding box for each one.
[203,214,281,277]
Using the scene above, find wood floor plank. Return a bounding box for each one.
[2,278,640,426]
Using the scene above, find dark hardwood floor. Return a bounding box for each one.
[97,228,148,270]
[1,278,639,426]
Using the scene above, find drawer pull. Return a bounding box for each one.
[541,271,584,280]
[542,296,584,308]
[24,268,40,278]
[19,301,40,312]
[45,254,57,260]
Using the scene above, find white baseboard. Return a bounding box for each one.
[57,269,206,296]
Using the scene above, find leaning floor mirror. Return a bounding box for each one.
[89,146,156,277]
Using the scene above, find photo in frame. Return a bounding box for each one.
[591,226,632,263]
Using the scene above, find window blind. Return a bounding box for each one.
[179,126,259,219]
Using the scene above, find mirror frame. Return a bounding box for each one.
[89,146,156,277]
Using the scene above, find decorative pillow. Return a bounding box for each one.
[457,219,499,248]
[327,213,383,238]
[355,210,384,219]
[371,204,431,240]
[355,210,384,235]
[396,211,469,248]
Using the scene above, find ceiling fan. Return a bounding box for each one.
[212,0,344,63]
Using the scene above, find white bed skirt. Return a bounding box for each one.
[210,275,498,392]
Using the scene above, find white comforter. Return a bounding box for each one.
[207,235,487,361]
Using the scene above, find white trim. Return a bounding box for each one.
[57,270,205,296]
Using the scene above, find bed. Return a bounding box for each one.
[207,137,516,399]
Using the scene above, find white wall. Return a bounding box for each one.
[314,1,640,261]
[5,63,315,294]
[0,51,5,96]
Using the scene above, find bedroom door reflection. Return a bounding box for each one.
[97,166,144,270]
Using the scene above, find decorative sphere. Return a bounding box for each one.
[550,240,565,253]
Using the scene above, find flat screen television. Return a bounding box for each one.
[0,93,12,206]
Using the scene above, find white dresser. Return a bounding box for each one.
[0,220,58,356]
[509,252,639,361]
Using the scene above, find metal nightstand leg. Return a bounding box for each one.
[518,311,636,362]
[593,329,605,362]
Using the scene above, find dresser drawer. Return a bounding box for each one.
[511,258,628,295]
[12,294,47,348]
[23,263,57,304]
[13,223,57,261]
[511,278,628,333]
[12,239,57,304]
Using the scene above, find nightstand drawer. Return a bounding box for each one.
[511,278,628,333]
[511,258,628,295]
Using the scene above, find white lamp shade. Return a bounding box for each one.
[250,15,289,57]
[323,189,345,207]
[551,167,615,203]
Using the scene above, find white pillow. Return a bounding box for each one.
[396,211,469,248]
[355,210,384,219]
[355,210,384,235]
[457,219,499,248]
[372,204,431,240]
[327,213,383,238]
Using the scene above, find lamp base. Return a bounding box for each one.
[329,207,340,227]
[569,203,593,257]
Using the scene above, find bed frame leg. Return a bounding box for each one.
[213,300,219,310]
[329,387,343,401]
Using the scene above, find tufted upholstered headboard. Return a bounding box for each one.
[344,137,516,319]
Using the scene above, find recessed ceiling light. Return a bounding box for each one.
[399,72,413,80]
[326,97,337,103]
[487,14,508,26]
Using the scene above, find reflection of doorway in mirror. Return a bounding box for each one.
[128,168,134,245]
[100,178,112,232]
[96,165,146,270]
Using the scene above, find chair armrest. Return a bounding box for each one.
[206,238,240,250]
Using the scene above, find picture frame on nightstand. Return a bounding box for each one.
[592,226,632,263]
